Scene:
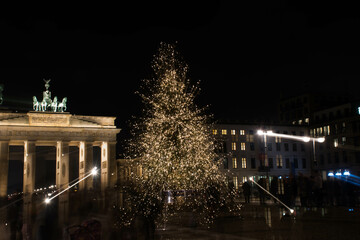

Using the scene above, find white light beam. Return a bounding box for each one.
[257,130,325,143]
[249,177,294,214]
[45,167,98,204]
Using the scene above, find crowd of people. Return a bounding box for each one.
[241,171,360,208]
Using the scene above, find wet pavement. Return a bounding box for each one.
[1,199,360,239]
[155,204,360,240]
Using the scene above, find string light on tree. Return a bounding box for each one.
[124,42,241,227]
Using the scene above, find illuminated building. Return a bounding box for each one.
[213,123,311,187]
[310,102,360,179]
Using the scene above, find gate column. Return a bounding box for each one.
[23,140,36,225]
[101,141,117,192]
[0,141,9,198]
[23,141,36,194]
[56,141,69,189]
[79,141,93,190]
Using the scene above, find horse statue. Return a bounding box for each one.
[41,97,52,111]
[58,97,67,112]
[51,96,58,112]
[33,96,40,111]
[32,80,68,112]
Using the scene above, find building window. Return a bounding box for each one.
[276,155,283,168]
[251,158,256,169]
[232,142,237,151]
[242,157,247,168]
[250,142,255,151]
[241,142,246,150]
[232,157,238,169]
[300,144,305,152]
[233,176,238,190]
[342,136,346,145]
[222,129,227,135]
[223,158,228,169]
[334,138,338,148]
[267,143,272,151]
[284,143,289,151]
[231,129,236,135]
[276,143,281,151]
[294,158,298,168]
[240,130,245,135]
[242,176,247,183]
[269,158,273,168]
[302,158,306,168]
[292,143,297,151]
[212,129,218,135]
[285,158,290,169]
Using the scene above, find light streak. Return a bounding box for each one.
[45,167,97,204]
[249,177,294,214]
[257,130,325,143]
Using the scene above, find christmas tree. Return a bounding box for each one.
[124,42,240,227]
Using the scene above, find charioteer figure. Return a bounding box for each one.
[33,79,67,112]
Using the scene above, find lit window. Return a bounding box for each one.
[232,157,237,169]
[342,136,346,144]
[242,157,247,168]
[276,155,283,168]
[233,176,238,190]
[241,142,246,150]
[242,176,247,183]
[334,138,338,148]
[232,142,236,150]
[305,118,309,123]
[222,129,227,135]
[212,129,218,135]
[240,130,245,135]
[231,129,236,135]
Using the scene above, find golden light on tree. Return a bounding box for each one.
[121,42,241,227]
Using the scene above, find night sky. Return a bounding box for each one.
[1,2,360,151]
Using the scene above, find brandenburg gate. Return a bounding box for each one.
[0,80,120,228]
[0,111,120,197]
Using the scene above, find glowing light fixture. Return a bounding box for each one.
[335,171,342,176]
[343,170,350,176]
[45,198,51,204]
[91,167,98,176]
[328,171,334,177]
